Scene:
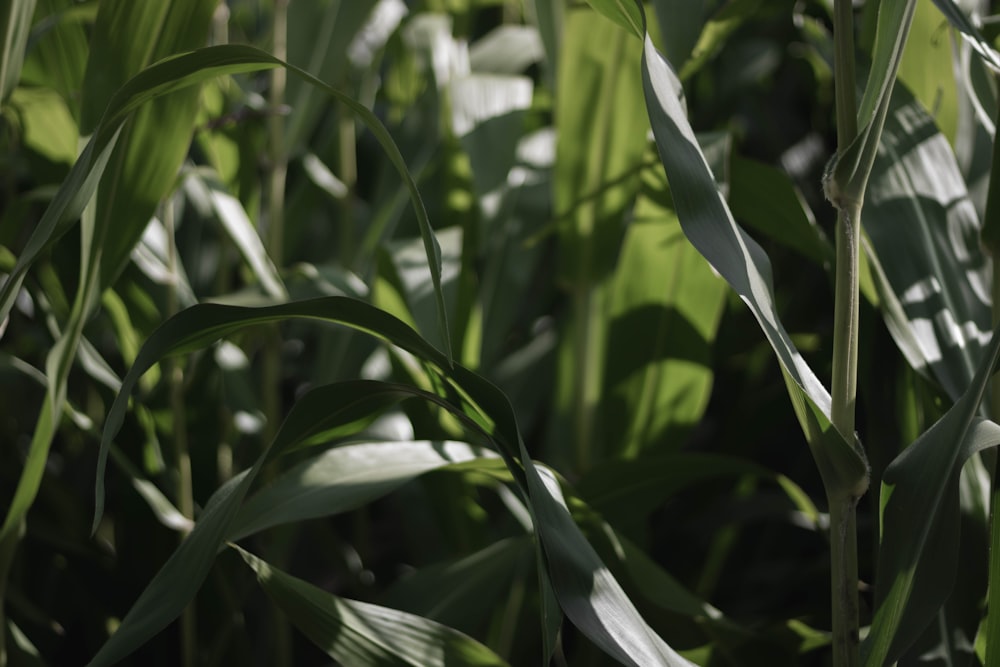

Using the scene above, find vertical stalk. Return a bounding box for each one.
[830,1,861,665]
[980,72,1000,667]
[337,102,356,266]
[164,199,196,667]
[572,285,604,473]
[266,3,291,666]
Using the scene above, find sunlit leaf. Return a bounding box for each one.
[230,440,499,540]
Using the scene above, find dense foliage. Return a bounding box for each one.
[3,0,1000,665]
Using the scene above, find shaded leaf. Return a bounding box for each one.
[235,546,510,667]
[863,322,1000,665]
[0,0,36,103]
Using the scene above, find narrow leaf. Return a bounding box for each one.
[235,546,510,667]
[229,440,499,540]
[863,322,1000,664]
[0,0,36,103]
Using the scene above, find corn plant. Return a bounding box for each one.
[3,0,1000,665]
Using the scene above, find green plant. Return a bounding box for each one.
[4,0,1000,665]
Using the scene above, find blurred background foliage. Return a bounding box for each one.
[0,0,996,665]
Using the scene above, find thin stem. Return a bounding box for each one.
[830,2,861,666]
[266,3,291,666]
[831,204,861,438]
[981,72,1000,667]
[572,286,604,473]
[164,199,196,667]
[830,496,861,665]
[337,99,357,266]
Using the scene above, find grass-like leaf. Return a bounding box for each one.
[229,440,499,540]
[0,0,35,103]
[862,323,1000,664]
[633,9,866,496]
[235,545,511,667]
[93,296,688,665]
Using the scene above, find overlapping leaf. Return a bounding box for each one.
[91,296,689,666]
[236,546,510,667]
[862,321,1000,665]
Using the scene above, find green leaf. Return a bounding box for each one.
[637,13,867,496]
[523,463,695,666]
[828,0,916,205]
[601,159,726,457]
[896,0,959,141]
[229,440,499,540]
[0,0,36,103]
[89,379,462,666]
[863,84,991,402]
[0,44,450,358]
[93,296,452,531]
[729,155,833,268]
[554,7,648,287]
[862,322,1000,665]
[927,0,1000,73]
[2,42,454,572]
[676,0,761,82]
[86,468,255,667]
[93,294,689,665]
[381,536,534,635]
[235,546,511,667]
[581,0,643,39]
[19,0,88,114]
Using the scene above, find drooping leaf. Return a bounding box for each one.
[235,546,511,667]
[634,7,867,496]
[0,44,450,358]
[89,379,469,666]
[92,293,689,666]
[229,440,499,540]
[863,82,991,402]
[927,0,1000,73]
[862,321,1000,665]
[0,0,36,104]
[380,536,534,635]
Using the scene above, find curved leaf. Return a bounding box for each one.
[0,43,450,358]
[863,321,1000,665]
[633,7,866,495]
[235,546,510,667]
[230,440,499,540]
[94,296,451,531]
[93,296,686,666]
[864,83,991,401]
